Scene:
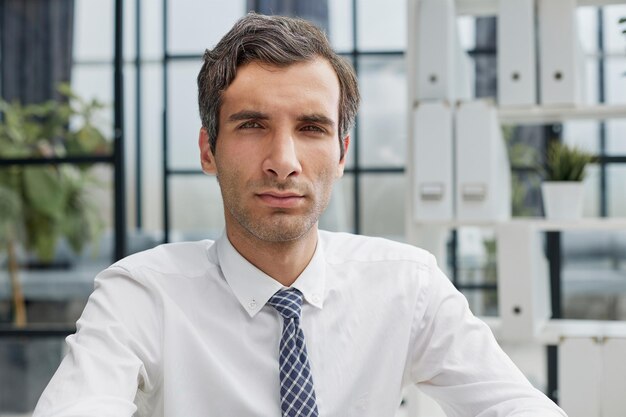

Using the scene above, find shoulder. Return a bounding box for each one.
[109,239,217,279]
[319,230,434,270]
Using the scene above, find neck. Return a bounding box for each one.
[226,225,318,287]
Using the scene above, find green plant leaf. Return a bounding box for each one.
[24,210,59,261]
[69,125,109,154]
[0,185,22,242]
[545,142,594,182]
[1,83,111,262]
[61,178,104,253]
[23,167,67,218]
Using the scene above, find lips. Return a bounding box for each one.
[256,191,305,208]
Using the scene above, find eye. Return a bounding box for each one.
[238,120,263,129]
[301,125,325,133]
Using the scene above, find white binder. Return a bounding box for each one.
[497,0,537,107]
[559,338,602,417]
[413,101,454,221]
[415,0,456,101]
[538,0,585,106]
[603,338,626,417]
[496,223,550,342]
[455,100,511,222]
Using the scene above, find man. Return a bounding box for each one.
[34,13,567,417]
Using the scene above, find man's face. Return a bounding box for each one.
[199,57,349,243]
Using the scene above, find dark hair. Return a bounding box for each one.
[197,12,360,158]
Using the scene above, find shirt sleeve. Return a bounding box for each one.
[407,254,568,417]
[32,265,162,417]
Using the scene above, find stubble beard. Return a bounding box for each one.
[218,173,334,244]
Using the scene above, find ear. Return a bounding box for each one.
[199,128,217,175]
[336,135,350,178]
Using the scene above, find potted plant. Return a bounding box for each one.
[541,141,594,220]
[0,84,110,327]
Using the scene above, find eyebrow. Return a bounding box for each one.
[297,114,335,128]
[226,110,335,128]
[226,110,269,123]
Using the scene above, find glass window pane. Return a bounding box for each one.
[358,55,406,168]
[360,173,405,239]
[582,163,601,217]
[604,57,626,105]
[603,5,626,54]
[328,0,354,53]
[320,173,355,233]
[140,63,165,233]
[168,61,203,171]
[607,120,626,155]
[562,230,626,320]
[71,65,115,139]
[456,226,498,318]
[604,58,626,154]
[583,57,600,105]
[511,170,543,217]
[170,176,224,240]
[3,271,93,324]
[168,0,245,54]
[608,165,626,217]
[124,0,137,61]
[577,6,599,55]
[142,0,164,59]
[562,119,600,154]
[90,164,115,232]
[74,0,114,61]
[0,337,67,413]
[357,0,406,51]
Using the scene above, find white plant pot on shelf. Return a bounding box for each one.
[541,182,585,220]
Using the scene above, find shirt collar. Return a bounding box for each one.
[215,231,326,318]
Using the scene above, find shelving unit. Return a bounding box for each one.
[494,218,626,341]
[456,0,626,16]
[498,104,626,125]
[414,217,626,230]
[406,1,626,413]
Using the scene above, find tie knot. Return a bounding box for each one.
[268,288,303,320]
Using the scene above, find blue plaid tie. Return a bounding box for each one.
[268,288,319,417]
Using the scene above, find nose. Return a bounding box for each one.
[262,130,302,180]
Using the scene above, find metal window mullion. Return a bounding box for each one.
[162,0,170,243]
[597,8,608,217]
[135,0,143,229]
[114,0,127,261]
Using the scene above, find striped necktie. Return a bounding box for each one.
[268,288,319,417]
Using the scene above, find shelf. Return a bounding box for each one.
[481,317,626,344]
[457,0,626,17]
[540,319,626,344]
[515,218,626,232]
[414,217,626,230]
[498,104,626,125]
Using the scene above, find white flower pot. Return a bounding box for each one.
[541,182,585,220]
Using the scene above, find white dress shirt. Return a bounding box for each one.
[33,231,567,417]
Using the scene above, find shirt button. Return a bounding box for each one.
[248,300,257,309]
[312,294,320,303]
